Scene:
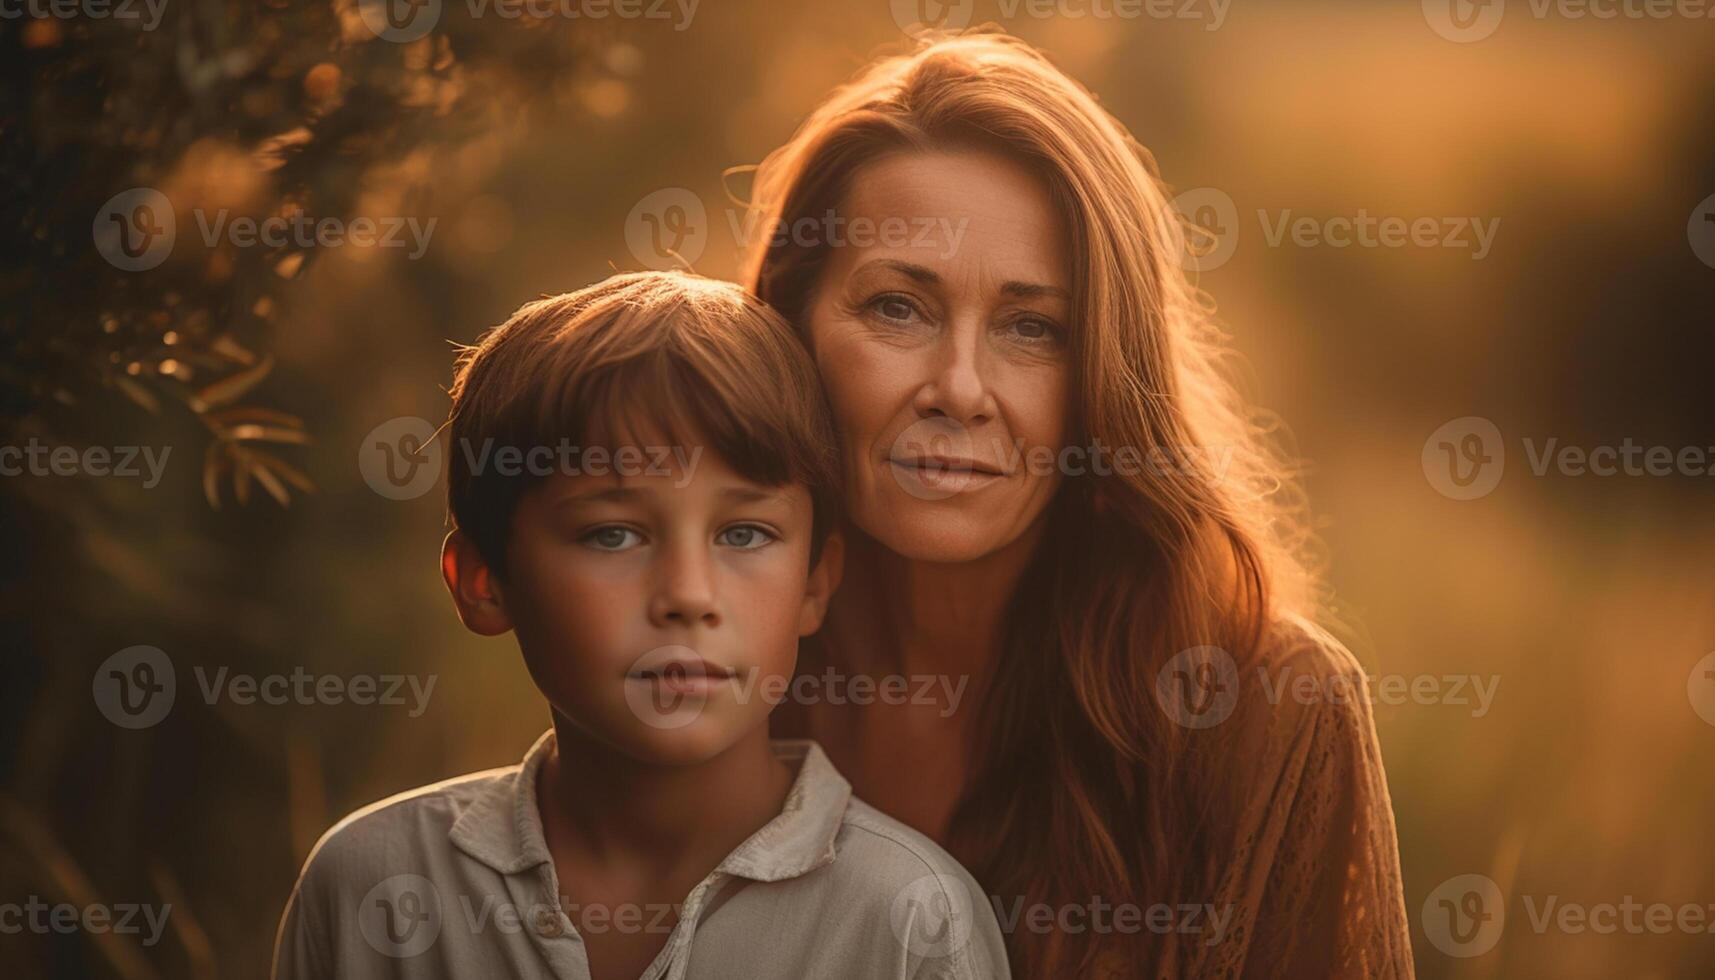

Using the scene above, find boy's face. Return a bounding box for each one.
[464,447,836,766]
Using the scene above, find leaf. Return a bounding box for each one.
[202,442,227,509]
[190,354,274,412]
[234,454,252,505]
[210,407,303,428]
[250,458,291,506]
[226,424,312,445]
[267,456,316,494]
[209,334,259,366]
[115,377,160,414]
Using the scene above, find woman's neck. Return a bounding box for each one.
[822,519,1046,684]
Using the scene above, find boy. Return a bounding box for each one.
[271,272,1010,980]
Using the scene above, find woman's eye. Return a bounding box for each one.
[580,526,642,551]
[717,524,777,550]
[867,293,921,324]
[1007,316,1063,345]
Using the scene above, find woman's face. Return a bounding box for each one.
[804,149,1072,563]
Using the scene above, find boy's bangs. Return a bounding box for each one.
[544,347,799,489]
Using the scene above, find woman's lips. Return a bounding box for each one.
[887,456,1005,494]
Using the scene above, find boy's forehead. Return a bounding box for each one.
[534,447,799,502]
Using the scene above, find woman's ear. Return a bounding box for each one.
[441,529,514,636]
[797,528,845,636]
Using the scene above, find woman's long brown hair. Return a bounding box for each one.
[742,32,1320,976]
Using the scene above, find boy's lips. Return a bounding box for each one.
[629,659,734,680]
[626,650,736,692]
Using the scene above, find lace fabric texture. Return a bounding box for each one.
[1156,621,1417,980]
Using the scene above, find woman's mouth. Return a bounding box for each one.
[887,455,1005,495]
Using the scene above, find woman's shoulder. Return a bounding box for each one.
[1221,613,1385,771]
[1250,612,1366,684]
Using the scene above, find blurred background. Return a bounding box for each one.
[2,0,1712,976]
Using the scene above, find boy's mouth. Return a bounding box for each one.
[627,652,736,686]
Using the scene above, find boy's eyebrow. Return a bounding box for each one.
[721,485,791,505]
[552,485,642,506]
[552,484,791,506]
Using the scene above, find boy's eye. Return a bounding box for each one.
[580,526,643,551]
[717,524,777,550]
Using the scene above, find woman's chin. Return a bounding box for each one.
[859,507,1023,565]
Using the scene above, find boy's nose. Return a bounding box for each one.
[647,548,721,629]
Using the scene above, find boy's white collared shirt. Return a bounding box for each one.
[272,732,1010,980]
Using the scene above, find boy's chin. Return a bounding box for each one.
[608,719,753,768]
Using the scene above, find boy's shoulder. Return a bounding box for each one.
[833,794,980,889]
[293,762,522,898]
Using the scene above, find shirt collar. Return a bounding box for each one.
[448,732,852,883]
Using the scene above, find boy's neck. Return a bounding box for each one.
[537,715,796,884]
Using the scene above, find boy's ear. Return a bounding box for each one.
[797,528,845,636]
[441,529,514,636]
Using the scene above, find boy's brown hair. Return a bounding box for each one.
[445,271,841,575]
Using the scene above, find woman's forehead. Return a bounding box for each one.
[833,149,1072,292]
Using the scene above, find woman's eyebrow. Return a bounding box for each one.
[856,258,1068,300]
[1000,280,1070,301]
[857,258,941,286]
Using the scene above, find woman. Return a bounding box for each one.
[743,32,1413,979]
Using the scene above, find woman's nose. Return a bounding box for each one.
[911,317,995,426]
